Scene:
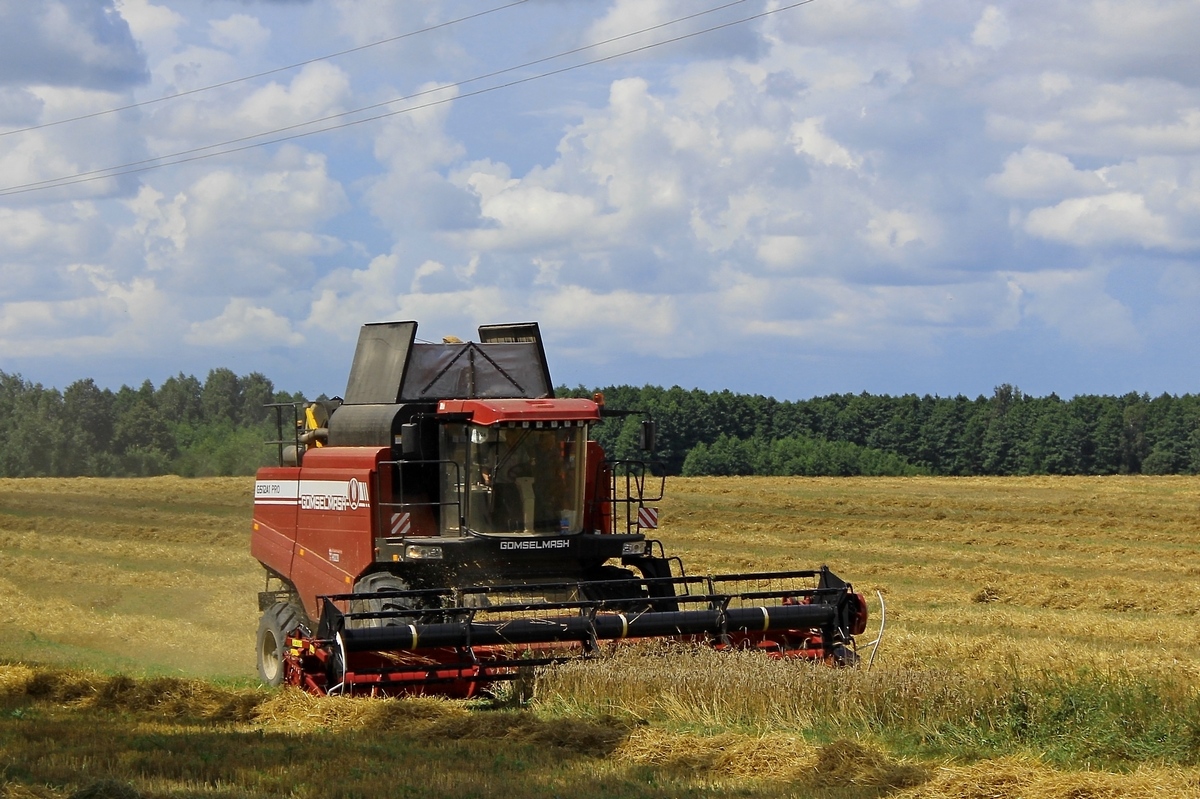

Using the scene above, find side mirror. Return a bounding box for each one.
[400,423,420,458]
[639,419,656,453]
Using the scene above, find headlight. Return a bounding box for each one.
[405,544,444,560]
[622,541,649,556]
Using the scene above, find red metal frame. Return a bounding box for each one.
[435,398,600,425]
[281,627,851,698]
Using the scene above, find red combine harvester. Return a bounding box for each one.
[252,321,869,696]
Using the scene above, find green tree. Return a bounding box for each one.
[114,399,176,475]
[202,368,242,425]
[156,373,203,425]
[239,372,275,426]
[0,378,66,477]
[1120,395,1151,473]
[62,378,117,475]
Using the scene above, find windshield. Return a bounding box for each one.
[440,423,587,536]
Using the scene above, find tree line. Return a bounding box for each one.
[569,384,1200,477]
[0,369,303,478]
[2,369,1198,478]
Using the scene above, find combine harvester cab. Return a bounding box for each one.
[251,321,869,697]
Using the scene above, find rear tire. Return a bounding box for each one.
[257,602,303,686]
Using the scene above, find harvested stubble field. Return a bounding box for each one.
[2,475,1200,799]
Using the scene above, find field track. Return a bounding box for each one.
[2,475,1200,798]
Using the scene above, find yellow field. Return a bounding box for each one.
[0,477,259,679]
[2,475,1200,798]
[662,476,1200,679]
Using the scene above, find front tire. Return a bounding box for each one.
[350,572,417,628]
[582,565,649,611]
[257,602,303,686]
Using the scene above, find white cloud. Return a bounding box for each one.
[306,253,409,336]
[531,286,677,353]
[1024,192,1175,249]
[0,207,76,252]
[756,235,813,270]
[464,180,602,251]
[971,6,1011,50]
[0,268,177,357]
[691,190,770,253]
[333,0,433,44]
[789,117,861,169]
[123,147,348,292]
[209,14,269,55]
[230,62,351,131]
[987,147,1108,200]
[186,298,304,347]
[0,1,146,89]
[863,208,939,259]
[698,267,1021,354]
[1007,268,1140,350]
[115,0,184,56]
[581,0,760,61]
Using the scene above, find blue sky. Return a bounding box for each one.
[1,0,1198,401]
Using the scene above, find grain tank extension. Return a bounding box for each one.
[251,321,868,696]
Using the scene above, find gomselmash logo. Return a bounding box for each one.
[250,478,369,512]
[500,539,571,551]
[346,478,367,510]
[299,478,370,511]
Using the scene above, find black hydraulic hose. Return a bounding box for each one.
[338,603,837,653]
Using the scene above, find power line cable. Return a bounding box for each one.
[0,0,814,198]
[0,0,531,138]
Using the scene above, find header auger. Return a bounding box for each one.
[251,321,869,697]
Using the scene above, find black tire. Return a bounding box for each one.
[350,572,417,628]
[257,602,303,686]
[582,565,648,610]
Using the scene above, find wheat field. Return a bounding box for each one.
[2,475,1200,798]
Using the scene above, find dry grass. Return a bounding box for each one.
[0,477,260,678]
[4,475,1200,797]
[905,757,1200,799]
[661,476,1200,680]
[3,663,1200,798]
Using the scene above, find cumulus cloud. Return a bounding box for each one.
[971,6,1011,50]
[0,268,177,358]
[123,147,348,292]
[0,1,147,89]
[789,117,861,169]
[581,0,763,61]
[186,298,304,347]
[209,14,270,54]
[1024,192,1175,249]
[987,147,1108,200]
[306,253,409,336]
[1008,268,1141,350]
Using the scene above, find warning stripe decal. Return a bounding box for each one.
[636,506,659,530]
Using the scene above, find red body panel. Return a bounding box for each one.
[251,466,300,583]
[435,397,600,425]
[253,446,388,620]
[584,441,612,535]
